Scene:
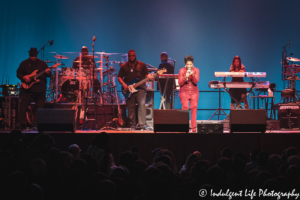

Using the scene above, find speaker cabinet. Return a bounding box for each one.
[278,108,300,129]
[37,109,75,132]
[154,109,189,132]
[230,109,267,133]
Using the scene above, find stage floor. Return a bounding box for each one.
[1,129,300,134]
[1,120,299,134]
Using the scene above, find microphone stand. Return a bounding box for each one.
[92,38,98,130]
[38,40,53,61]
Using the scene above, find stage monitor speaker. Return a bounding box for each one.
[154,109,189,132]
[37,109,75,133]
[197,121,223,134]
[230,109,267,133]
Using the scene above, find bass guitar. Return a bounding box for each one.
[122,68,166,100]
[21,63,61,89]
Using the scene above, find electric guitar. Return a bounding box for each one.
[122,68,166,100]
[21,63,61,89]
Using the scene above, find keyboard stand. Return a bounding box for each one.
[158,77,170,110]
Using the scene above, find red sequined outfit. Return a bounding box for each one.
[178,67,199,101]
[178,67,199,132]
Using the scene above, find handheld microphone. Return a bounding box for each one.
[186,68,191,81]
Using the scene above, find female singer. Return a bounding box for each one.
[178,55,199,132]
[229,56,249,109]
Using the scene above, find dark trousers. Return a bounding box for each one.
[126,89,146,128]
[163,87,173,109]
[18,91,46,127]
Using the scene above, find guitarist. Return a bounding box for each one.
[118,49,154,130]
[16,47,51,131]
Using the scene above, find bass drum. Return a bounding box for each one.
[61,79,79,102]
[49,74,72,91]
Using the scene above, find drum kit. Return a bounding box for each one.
[47,53,125,104]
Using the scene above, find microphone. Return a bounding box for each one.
[49,40,54,46]
[186,68,191,82]
[93,36,96,42]
[289,39,291,49]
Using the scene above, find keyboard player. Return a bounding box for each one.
[157,52,175,109]
[229,56,249,109]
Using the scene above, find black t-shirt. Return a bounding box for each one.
[17,58,51,93]
[118,60,149,90]
[72,57,95,69]
[157,61,174,91]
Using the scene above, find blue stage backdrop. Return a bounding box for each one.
[1,0,300,120]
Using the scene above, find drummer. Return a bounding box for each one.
[72,46,96,70]
[72,46,100,93]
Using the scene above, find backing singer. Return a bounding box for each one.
[229,56,249,109]
[178,55,199,132]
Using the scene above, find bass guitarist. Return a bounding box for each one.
[17,47,51,131]
[118,49,154,130]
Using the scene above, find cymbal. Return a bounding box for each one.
[45,60,55,63]
[83,55,98,58]
[53,55,69,59]
[73,60,83,63]
[287,57,300,62]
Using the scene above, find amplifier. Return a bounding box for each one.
[197,121,223,134]
[278,108,300,129]
[0,96,19,130]
[1,85,19,96]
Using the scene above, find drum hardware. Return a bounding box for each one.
[103,67,115,74]
[101,56,120,104]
